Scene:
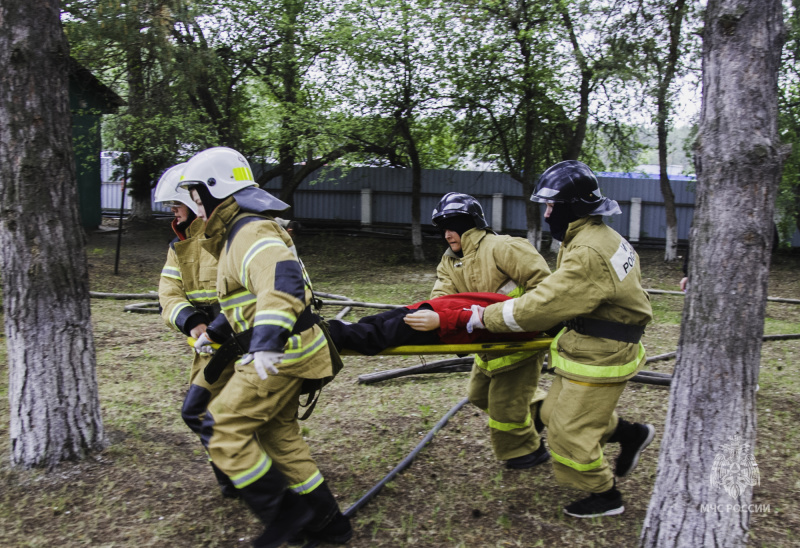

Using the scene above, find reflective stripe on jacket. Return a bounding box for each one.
[483,216,653,383]
[431,228,551,374]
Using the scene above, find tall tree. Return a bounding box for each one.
[0,0,105,467]
[450,0,639,249]
[332,0,456,261]
[634,0,696,261]
[641,1,787,546]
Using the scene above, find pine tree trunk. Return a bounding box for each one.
[0,0,106,468]
[641,1,786,546]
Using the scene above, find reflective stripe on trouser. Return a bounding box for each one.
[207,366,320,489]
[468,352,546,461]
[539,375,625,493]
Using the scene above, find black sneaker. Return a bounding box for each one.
[307,511,353,544]
[563,489,624,518]
[615,423,655,477]
[505,443,550,469]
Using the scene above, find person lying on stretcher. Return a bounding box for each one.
[327,292,541,355]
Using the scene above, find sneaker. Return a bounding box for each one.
[615,423,656,477]
[563,489,624,518]
[505,443,550,469]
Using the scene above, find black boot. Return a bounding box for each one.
[609,419,656,477]
[210,462,239,499]
[254,490,314,548]
[237,466,311,548]
[294,481,353,545]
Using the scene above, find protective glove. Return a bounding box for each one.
[466,305,486,334]
[193,332,217,355]
[253,351,284,380]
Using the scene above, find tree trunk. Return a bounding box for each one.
[656,0,688,262]
[641,2,786,546]
[523,180,542,249]
[0,0,105,468]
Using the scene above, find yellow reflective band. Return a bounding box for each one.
[488,413,531,432]
[282,331,327,364]
[289,471,324,495]
[474,350,538,372]
[549,329,644,379]
[161,266,181,280]
[232,166,254,182]
[550,449,604,472]
[241,238,285,289]
[169,302,191,328]
[231,452,272,488]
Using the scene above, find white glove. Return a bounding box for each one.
[466,305,486,334]
[253,351,284,380]
[194,332,216,355]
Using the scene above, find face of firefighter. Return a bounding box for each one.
[545,202,554,219]
[444,229,462,253]
[190,190,208,221]
[171,204,191,224]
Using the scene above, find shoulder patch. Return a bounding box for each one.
[610,238,636,281]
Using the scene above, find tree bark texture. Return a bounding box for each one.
[0,0,105,468]
[641,1,785,546]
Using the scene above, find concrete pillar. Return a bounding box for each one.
[361,188,372,227]
[629,197,641,243]
[491,193,504,232]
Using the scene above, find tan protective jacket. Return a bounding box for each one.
[200,198,332,381]
[431,228,551,375]
[159,217,219,334]
[483,216,653,383]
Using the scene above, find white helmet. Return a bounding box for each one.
[178,147,257,199]
[154,163,198,215]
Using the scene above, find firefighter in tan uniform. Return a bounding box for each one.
[469,161,656,518]
[155,164,237,498]
[179,147,351,548]
[430,193,552,469]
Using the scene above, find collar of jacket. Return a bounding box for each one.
[185,217,206,239]
[443,228,489,259]
[200,197,240,258]
[562,216,602,245]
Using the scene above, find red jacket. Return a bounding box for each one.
[407,292,540,344]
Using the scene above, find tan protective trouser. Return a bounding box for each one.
[189,352,235,396]
[468,353,547,460]
[540,375,624,493]
[207,366,319,491]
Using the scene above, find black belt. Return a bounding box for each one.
[564,316,645,344]
[203,305,319,384]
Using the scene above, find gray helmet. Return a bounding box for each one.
[431,192,490,230]
[531,160,621,217]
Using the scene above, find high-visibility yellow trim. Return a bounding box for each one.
[475,350,538,371]
[232,166,254,182]
[507,285,526,298]
[550,449,604,472]
[549,329,644,379]
[230,452,272,488]
[289,471,324,495]
[488,413,531,432]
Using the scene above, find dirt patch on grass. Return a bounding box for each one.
[1,219,799,547]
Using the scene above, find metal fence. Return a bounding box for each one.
[100,159,799,246]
